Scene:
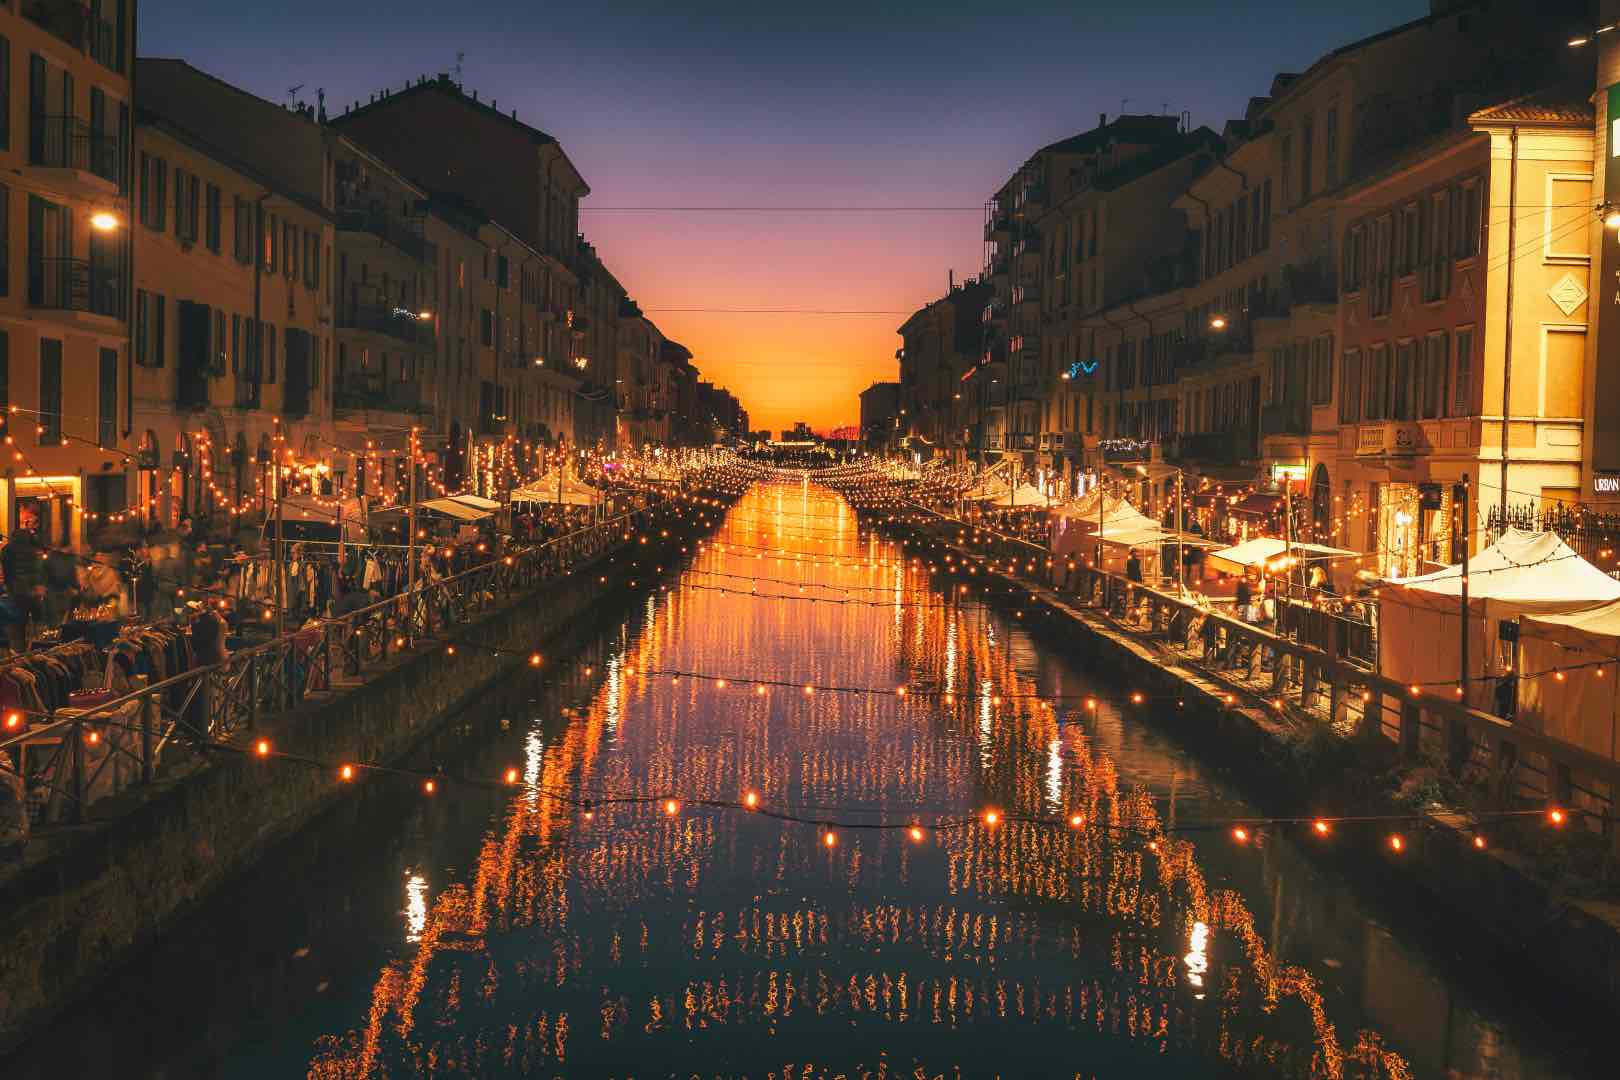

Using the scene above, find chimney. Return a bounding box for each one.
[1099,112,1107,128]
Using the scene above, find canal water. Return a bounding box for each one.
[8,481,1601,1078]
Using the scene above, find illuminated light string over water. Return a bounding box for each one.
[303,477,1443,1078]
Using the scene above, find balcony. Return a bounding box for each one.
[1355,421,1423,458]
[28,115,122,187]
[1007,432,1037,450]
[1101,437,1153,465]
[1164,428,1253,466]
[990,254,1010,279]
[1017,184,1045,213]
[984,212,1012,242]
[335,374,430,415]
[28,257,124,318]
[1278,260,1338,309]
[26,2,118,70]
[981,298,1007,324]
[337,303,431,345]
[1260,399,1309,437]
[336,207,435,264]
[1012,283,1039,308]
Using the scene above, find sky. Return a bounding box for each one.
[142,0,1426,436]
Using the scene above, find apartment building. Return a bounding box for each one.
[895,278,989,462]
[131,103,333,528]
[615,299,664,447]
[1041,122,1216,484]
[330,137,434,474]
[0,0,134,549]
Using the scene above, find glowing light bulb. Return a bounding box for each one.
[255,739,270,757]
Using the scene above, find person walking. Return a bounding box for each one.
[1,515,46,645]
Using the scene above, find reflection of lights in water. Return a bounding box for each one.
[524,728,544,806]
[944,617,958,694]
[404,873,428,943]
[604,654,622,733]
[978,679,994,766]
[1184,920,1209,999]
[1045,737,1063,809]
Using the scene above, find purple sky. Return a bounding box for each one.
[142,0,1426,433]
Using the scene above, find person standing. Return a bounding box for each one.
[1,514,46,644]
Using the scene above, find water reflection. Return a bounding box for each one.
[295,483,1548,1078]
[6,482,1593,1079]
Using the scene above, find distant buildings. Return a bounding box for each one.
[858,382,901,450]
[0,6,746,551]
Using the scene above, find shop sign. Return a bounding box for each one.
[1270,463,1308,483]
[1594,474,1620,495]
[1418,483,1443,510]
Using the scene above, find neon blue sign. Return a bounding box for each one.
[1064,359,1100,379]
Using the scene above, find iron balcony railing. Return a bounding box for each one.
[335,207,436,264]
[1,497,677,829]
[29,114,122,184]
[28,256,125,317]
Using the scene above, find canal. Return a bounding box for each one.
[7,481,1600,1078]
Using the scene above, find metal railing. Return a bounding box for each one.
[27,256,125,317]
[335,207,436,264]
[1,498,676,829]
[29,114,122,183]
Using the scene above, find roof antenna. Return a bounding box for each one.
[286,83,304,109]
[1120,97,1130,116]
[454,51,465,87]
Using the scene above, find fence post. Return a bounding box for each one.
[70,717,86,824]
[1400,698,1421,760]
[140,686,154,783]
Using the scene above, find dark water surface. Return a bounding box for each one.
[7,482,1601,1078]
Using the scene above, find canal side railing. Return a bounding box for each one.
[894,499,1620,853]
[0,498,676,830]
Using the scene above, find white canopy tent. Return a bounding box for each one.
[448,494,502,512]
[510,472,600,508]
[1206,537,1356,575]
[272,493,367,542]
[969,482,1049,507]
[1519,603,1620,762]
[1380,529,1620,709]
[418,497,493,522]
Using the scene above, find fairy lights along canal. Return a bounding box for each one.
[10,475,1595,1079]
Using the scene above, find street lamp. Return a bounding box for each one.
[1208,314,1228,331]
[90,211,121,232]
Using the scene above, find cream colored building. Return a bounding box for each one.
[0,0,134,549]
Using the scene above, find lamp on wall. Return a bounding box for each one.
[90,211,121,232]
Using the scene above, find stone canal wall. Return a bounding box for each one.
[0,522,705,1051]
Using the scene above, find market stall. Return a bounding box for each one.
[1379,529,1620,710]
[1518,602,1620,761]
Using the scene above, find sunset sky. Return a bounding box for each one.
[144,0,1422,436]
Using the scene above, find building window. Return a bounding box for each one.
[134,288,147,365]
[205,183,221,252]
[0,37,9,153]
[1369,214,1393,317]
[233,196,251,263]
[1339,349,1361,424]
[231,313,240,374]
[214,309,226,374]
[283,222,295,279]
[153,293,166,368]
[481,308,494,346]
[98,347,117,448]
[0,182,8,298]
[1300,116,1314,200]
[1323,106,1339,189]
[140,153,167,230]
[1421,332,1448,419]
[1455,178,1482,258]
[1365,345,1387,420]
[38,337,61,444]
[303,230,318,288]
[1280,133,1292,206]
[1309,334,1333,406]
[1453,327,1474,415]
[1391,340,1415,420]
[262,211,275,271]
[174,168,199,243]
[264,324,277,383]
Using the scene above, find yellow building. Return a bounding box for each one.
[0,0,135,549]
[1330,90,1594,575]
[131,69,335,529]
